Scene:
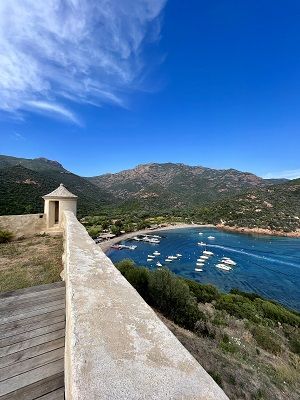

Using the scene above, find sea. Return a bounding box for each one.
[106,227,300,312]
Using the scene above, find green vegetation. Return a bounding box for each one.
[0,229,13,243]
[117,259,203,329]
[115,259,300,400]
[0,235,63,292]
[2,155,299,234]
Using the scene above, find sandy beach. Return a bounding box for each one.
[99,223,214,252]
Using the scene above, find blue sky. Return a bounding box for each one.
[1,0,300,179]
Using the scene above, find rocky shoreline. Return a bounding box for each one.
[217,224,300,238]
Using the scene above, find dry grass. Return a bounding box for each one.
[0,234,63,292]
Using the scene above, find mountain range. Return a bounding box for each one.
[0,154,299,232]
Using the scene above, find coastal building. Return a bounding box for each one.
[42,183,78,232]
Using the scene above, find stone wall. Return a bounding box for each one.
[0,214,46,238]
[62,210,229,400]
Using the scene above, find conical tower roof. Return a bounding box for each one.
[43,183,78,199]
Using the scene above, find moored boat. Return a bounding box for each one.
[222,258,236,266]
[216,264,232,271]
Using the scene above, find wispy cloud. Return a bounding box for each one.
[11,131,25,141]
[264,169,300,180]
[25,100,81,125]
[0,0,166,124]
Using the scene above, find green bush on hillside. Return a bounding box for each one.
[0,230,13,243]
[183,278,220,303]
[115,260,203,330]
[115,259,300,339]
[251,325,282,355]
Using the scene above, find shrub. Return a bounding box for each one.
[124,267,150,300]
[255,299,300,327]
[230,288,263,301]
[116,261,204,331]
[289,335,300,355]
[251,325,282,355]
[183,279,220,303]
[195,319,216,338]
[0,230,13,243]
[148,268,203,330]
[216,294,260,323]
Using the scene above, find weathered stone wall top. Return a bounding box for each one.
[63,211,229,400]
[0,213,46,238]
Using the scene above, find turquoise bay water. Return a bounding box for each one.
[106,228,300,311]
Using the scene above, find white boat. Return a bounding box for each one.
[176,253,182,257]
[147,258,153,262]
[197,258,204,262]
[203,250,214,256]
[129,245,137,250]
[198,232,203,235]
[195,268,203,272]
[222,259,236,266]
[156,262,162,267]
[196,262,204,266]
[168,255,177,260]
[148,238,160,244]
[133,236,142,241]
[208,236,215,240]
[147,255,155,258]
[198,242,206,246]
[200,255,209,260]
[216,264,232,271]
[153,251,161,256]
[165,259,172,262]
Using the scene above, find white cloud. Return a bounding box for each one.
[264,169,300,180]
[25,100,81,125]
[0,0,166,123]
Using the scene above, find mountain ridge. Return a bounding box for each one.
[1,155,298,234]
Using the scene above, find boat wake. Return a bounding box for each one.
[206,244,300,269]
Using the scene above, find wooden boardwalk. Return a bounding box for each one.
[0,282,65,400]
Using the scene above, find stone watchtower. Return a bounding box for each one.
[43,183,78,231]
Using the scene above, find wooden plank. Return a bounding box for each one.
[0,282,65,300]
[0,294,65,315]
[0,321,65,348]
[0,372,64,400]
[0,302,65,326]
[0,347,64,382]
[0,299,65,323]
[0,358,64,396]
[0,288,65,310]
[0,338,65,368]
[0,310,65,338]
[0,330,65,358]
[35,387,64,400]
[0,314,65,340]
